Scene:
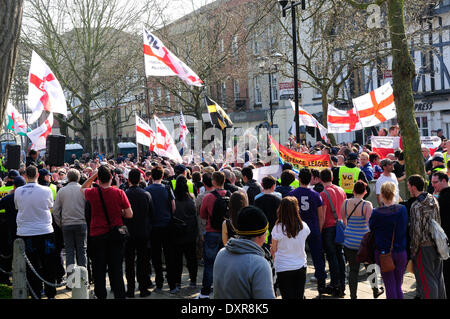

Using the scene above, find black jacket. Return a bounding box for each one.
[244,179,262,205]
[173,198,198,244]
[125,186,154,239]
[224,181,239,194]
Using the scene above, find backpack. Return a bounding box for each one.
[210,190,231,230]
[430,219,450,260]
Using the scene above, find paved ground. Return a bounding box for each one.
[54,254,418,300]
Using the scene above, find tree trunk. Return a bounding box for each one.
[387,0,425,178]
[0,0,24,128]
[80,107,92,155]
[321,88,337,145]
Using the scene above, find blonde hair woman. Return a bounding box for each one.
[368,182,408,299]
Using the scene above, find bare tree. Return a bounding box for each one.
[343,0,440,178]
[145,0,276,120]
[21,0,166,154]
[0,0,24,129]
[269,0,390,144]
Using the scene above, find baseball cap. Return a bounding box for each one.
[7,170,19,179]
[38,169,51,176]
[13,176,26,188]
[174,164,186,175]
[432,155,445,163]
[347,153,359,161]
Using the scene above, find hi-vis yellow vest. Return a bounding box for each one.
[0,185,14,213]
[339,166,361,194]
[49,183,57,200]
[171,179,194,195]
[277,178,300,188]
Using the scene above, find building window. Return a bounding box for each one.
[156,88,162,101]
[253,36,259,55]
[270,73,278,102]
[268,26,275,49]
[234,80,240,100]
[221,81,227,108]
[232,35,238,56]
[219,39,224,54]
[416,116,429,136]
[166,90,171,107]
[254,76,261,105]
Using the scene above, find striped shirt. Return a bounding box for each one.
[343,200,369,250]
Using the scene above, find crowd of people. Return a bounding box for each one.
[0,126,448,300]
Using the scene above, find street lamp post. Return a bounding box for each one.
[278,0,305,144]
[257,53,282,131]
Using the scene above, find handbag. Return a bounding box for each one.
[356,230,376,264]
[96,186,129,241]
[379,224,396,273]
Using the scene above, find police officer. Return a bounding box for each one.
[277,163,300,188]
[0,175,26,285]
[0,170,19,203]
[443,140,450,165]
[427,154,447,193]
[0,156,8,179]
[0,170,19,284]
[332,153,370,198]
[171,164,196,196]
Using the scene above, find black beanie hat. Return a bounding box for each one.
[235,206,268,237]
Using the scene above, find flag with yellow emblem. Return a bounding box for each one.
[205,96,233,131]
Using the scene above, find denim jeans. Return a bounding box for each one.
[62,224,87,268]
[201,232,223,295]
[322,226,346,289]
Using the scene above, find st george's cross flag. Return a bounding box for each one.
[205,96,233,131]
[27,112,53,151]
[28,51,67,124]
[143,28,203,87]
[327,104,363,133]
[179,111,189,152]
[290,100,328,141]
[153,115,183,163]
[136,115,156,151]
[352,83,396,128]
[6,103,30,136]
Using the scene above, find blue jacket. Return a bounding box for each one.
[361,163,374,181]
[369,204,408,253]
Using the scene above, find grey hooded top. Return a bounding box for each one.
[213,237,275,299]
